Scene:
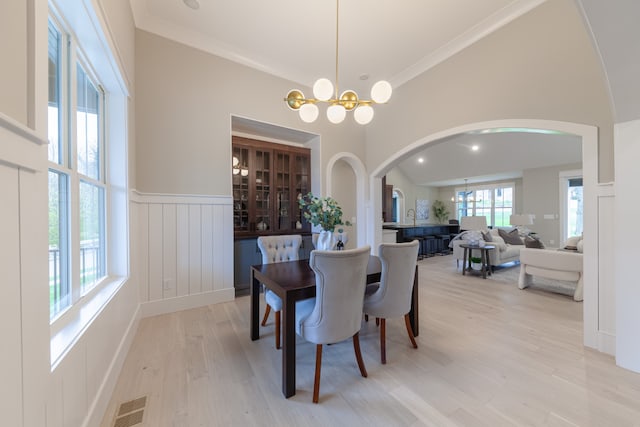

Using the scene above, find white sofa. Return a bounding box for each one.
[451,228,523,269]
[518,243,584,301]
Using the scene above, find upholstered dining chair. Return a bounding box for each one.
[295,246,371,403]
[363,240,420,364]
[257,235,302,349]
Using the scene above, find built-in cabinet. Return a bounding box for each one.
[232,136,313,293]
[232,136,311,235]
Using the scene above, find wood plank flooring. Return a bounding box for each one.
[101,255,640,426]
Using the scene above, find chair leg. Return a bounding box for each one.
[275,311,281,350]
[404,314,418,349]
[261,304,271,326]
[352,332,368,378]
[313,344,323,403]
[380,318,386,364]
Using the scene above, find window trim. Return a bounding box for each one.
[455,181,515,227]
[48,0,129,368]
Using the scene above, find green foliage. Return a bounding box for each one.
[298,192,352,232]
[470,256,482,264]
[432,200,450,224]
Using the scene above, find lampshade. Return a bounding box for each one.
[460,216,488,231]
[313,78,333,101]
[510,214,534,226]
[354,104,374,124]
[299,103,319,123]
[327,104,346,123]
[371,80,392,104]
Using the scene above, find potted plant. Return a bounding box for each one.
[432,200,450,224]
[298,192,351,250]
[469,256,482,270]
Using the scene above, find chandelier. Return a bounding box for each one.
[452,179,477,203]
[284,0,392,125]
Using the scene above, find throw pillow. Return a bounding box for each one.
[524,235,545,249]
[481,231,493,242]
[498,228,524,245]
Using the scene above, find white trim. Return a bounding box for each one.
[130,189,232,205]
[0,112,48,145]
[140,288,235,318]
[82,304,141,427]
[558,169,583,242]
[366,119,601,353]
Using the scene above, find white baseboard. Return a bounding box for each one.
[82,304,142,427]
[140,288,236,318]
[597,331,616,356]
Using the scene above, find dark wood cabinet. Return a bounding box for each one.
[232,136,311,237]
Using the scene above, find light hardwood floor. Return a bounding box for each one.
[101,255,640,427]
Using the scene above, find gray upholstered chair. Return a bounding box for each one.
[295,246,371,403]
[257,235,302,349]
[363,240,419,364]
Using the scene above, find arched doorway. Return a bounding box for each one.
[366,119,601,352]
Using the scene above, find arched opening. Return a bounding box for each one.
[366,119,600,351]
[326,152,368,247]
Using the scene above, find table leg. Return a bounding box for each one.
[409,265,419,337]
[282,294,296,398]
[462,247,468,275]
[481,249,487,279]
[250,269,260,341]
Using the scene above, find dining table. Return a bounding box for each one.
[250,258,419,398]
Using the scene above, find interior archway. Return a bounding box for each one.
[326,152,368,247]
[366,119,599,351]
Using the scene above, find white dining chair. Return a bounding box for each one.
[363,240,419,364]
[295,246,371,403]
[257,235,302,349]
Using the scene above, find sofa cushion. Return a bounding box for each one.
[524,235,545,249]
[498,228,524,245]
[482,231,493,242]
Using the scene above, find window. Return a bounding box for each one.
[48,17,107,321]
[455,183,514,227]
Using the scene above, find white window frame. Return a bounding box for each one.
[48,1,129,368]
[559,169,583,241]
[455,182,515,227]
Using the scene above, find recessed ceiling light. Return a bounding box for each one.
[418,157,424,163]
[359,74,369,81]
[471,145,479,151]
[183,0,200,10]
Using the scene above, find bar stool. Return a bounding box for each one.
[406,236,425,260]
[437,234,451,255]
[423,235,437,257]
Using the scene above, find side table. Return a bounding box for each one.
[460,243,495,279]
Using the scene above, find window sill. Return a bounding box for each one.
[50,276,127,370]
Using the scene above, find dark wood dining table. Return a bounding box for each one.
[250,258,419,398]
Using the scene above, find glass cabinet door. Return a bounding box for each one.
[232,146,250,232]
[294,153,310,230]
[274,151,291,231]
[254,149,271,232]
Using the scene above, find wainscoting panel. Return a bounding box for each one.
[597,184,616,355]
[132,191,234,317]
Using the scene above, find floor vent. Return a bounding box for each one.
[114,396,147,427]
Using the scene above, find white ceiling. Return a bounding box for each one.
[130,0,545,96]
[130,0,588,186]
[396,130,582,187]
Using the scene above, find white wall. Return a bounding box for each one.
[614,119,640,372]
[132,192,235,317]
[522,162,582,247]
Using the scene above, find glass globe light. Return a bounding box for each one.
[354,105,374,125]
[299,103,319,123]
[326,104,346,124]
[313,78,334,101]
[240,169,249,177]
[371,80,392,104]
